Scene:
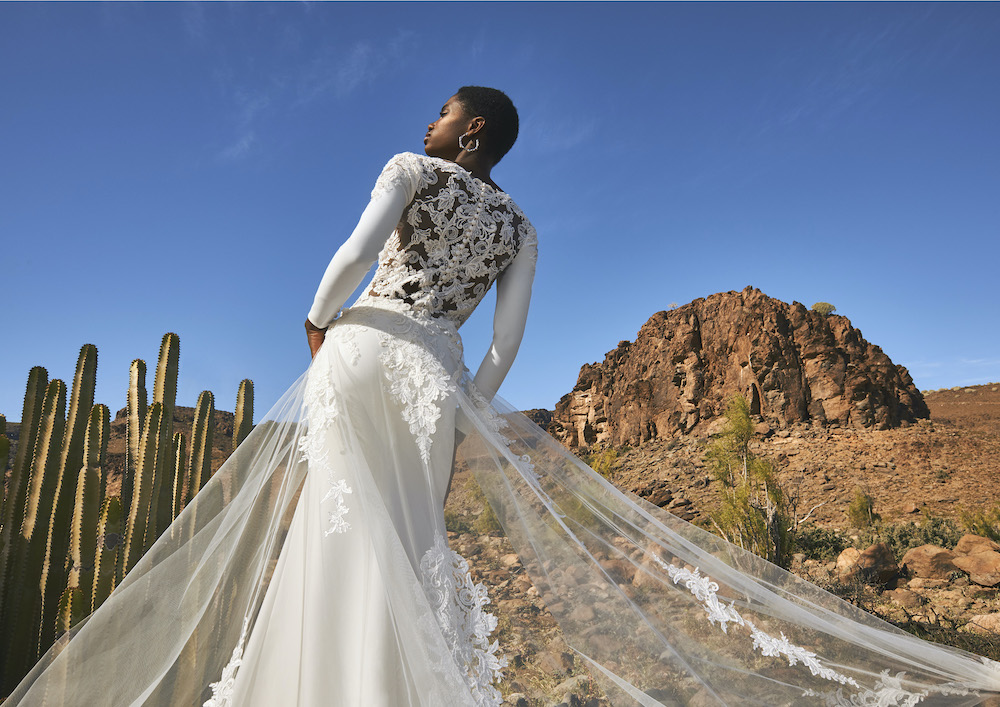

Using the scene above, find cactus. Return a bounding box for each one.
[185,391,215,507]
[234,379,254,451]
[0,414,8,477]
[92,495,122,613]
[123,402,163,574]
[150,334,179,542]
[122,358,147,537]
[0,367,48,615]
[38,346,98,651]
[68,405,109,612]
[1,378,66,687]
[171,432,186,519]
[55,585,85,639]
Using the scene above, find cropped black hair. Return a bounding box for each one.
[454,86,519,163]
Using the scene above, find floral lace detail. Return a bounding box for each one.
[368,153,537,329]
[650,556,859,688]
[299,357,353,535]
[803,670,973,706]
[202,615,251,707]
[419,534,507,707]
[379,332,458,465]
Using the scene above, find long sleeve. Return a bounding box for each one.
[472,232,537,402]
[306,162,415,328]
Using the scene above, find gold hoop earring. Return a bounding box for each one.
[458,133,480,152]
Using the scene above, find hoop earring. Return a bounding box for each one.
[458,133,480,152]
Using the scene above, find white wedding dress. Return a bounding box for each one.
[6,153,1000,706]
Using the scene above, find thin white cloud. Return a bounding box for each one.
[182,3,207,45]
[219,131,256,162]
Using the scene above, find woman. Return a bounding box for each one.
[7,87,1000,706]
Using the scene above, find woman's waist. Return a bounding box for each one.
[342,293,464,360]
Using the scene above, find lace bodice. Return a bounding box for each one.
[363,153,537,328]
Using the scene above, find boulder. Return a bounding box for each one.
[954,534,1000,556]
[836,548,862,580]
[966,613,1000,635]
[550,287,928,447]
[953,551,1000,587]
[901,545,959,580]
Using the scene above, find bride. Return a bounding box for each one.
[6,86,1000,706]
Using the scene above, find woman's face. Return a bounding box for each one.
[424,95,472,160]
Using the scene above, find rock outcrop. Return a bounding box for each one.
[551,287,928,448]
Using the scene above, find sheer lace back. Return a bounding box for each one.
[365,153,537,327]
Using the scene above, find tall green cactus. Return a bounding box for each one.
[122,358,147,538]
[123,402,163,575]
[92,495,122,613]
[55,585,85,639]
[185,391,215,507]
[0,366,48,615]
[38,346,98,651]
[150,334,179,542]
[0,414,8,478]
[68,404,109,613]
[1,378,67,688]
[171,432,186,519]
[234,379,254,451]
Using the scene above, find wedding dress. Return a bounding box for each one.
[6,153,1000,707]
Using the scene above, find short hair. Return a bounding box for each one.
[454,86,519,163]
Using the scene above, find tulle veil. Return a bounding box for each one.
[5,353,1000,706]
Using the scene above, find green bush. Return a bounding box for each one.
[707,394,794,568]
[960,505,1000,543]
[847,487,880,529]
[856,515,963,561]
[796,524,849,562]
[811,302,836,316]
[584,448,619,479]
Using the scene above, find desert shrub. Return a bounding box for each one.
[811,302,836,316]
[465,478,504,535]
[707,394,794,568]
[847,487,880,529]
[584,448,619,479]
[444,507,473,534]
[960,504,1000,543]
[796,524,849,562]
[856,515,963,560]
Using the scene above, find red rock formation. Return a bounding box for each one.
[551,287,928,448]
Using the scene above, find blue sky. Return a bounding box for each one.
[2,2,999,423]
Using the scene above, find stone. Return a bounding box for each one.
[501,553,521,568]
[966,613,1000,635]
[901,545,959,579]
[885,588,925,609]
[901,502,920,514]
[954,534,1000,556]
[953,551,1000,587]
[836,548,862,581]
[858,543,899,583]
[568,604,596,622]
[549,287,929,447]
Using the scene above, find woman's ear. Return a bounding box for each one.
[466,115,486,136]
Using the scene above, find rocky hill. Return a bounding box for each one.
[550,287,928,448]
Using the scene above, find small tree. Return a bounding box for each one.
[812,302,836,316]
[847,487,880,529]
[707,394,794,568]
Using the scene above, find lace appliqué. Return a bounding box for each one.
[420,535,507,707]
[650,556,859,688]
[803,670,973,706]
[368,154,537,329]
[202,615,251,707]
[299,360,353,535]
[379,333,457,465]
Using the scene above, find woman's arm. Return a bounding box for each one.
[306,184,410,331]
[471,234,537,401]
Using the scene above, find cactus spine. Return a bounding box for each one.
[92,495,122,613]
[150,333,179,542]
[68,404,109,612]
[0,367,49,615]
[1,378,67,686]
[185,391,215,507]
[171,432,186,519]
[234,379,254,451]
[38,345,97,651]
[122,359,147,541]
[123,402,163,574]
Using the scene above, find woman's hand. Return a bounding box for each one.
[305,318,327,359]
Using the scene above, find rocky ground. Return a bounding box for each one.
[443,382,1000,706]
